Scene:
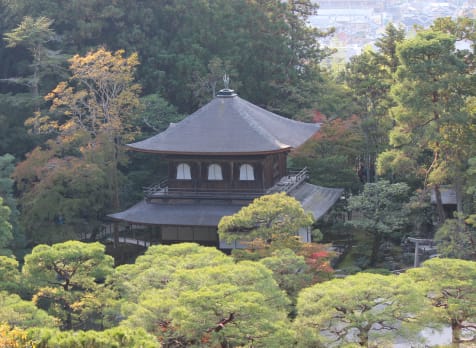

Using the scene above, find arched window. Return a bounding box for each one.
[176,163,191,180]
[239,164,255,181]
[208,164,223,180]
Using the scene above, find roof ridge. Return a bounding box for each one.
[234,97,288,149]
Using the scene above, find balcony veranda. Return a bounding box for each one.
[143,167,310,201]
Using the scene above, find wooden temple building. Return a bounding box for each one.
[109,86,343,249]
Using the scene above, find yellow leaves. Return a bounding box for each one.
[45,81,68,101]
[0,323,30,348]
[68,47,139,86]
[58,119,79,136]
[24,111,58,135]
[70,300,85,312]
[49,47,141,142]
[33,287,59,302]
[465,214,476,227]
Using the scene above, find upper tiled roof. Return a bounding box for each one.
[128,90,320,154]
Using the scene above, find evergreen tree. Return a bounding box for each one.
[378,26,475,223]
[23,241,115,330]
[348,180,411,267]
[345,23,405,183]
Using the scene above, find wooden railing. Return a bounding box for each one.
[266,167,309,194]
[144,186,265,200]
[143,177,168,196]
[143,167,309,199]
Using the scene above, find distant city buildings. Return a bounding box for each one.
[310,0,475,64]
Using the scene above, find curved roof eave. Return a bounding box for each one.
[125,145,293,156]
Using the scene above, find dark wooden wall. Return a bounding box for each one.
[166,152,289,192]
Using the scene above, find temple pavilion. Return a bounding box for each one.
[109,86,343,249]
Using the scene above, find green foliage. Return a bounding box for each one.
[23,241,114,291]
[4,16,66,110]
[14,141,111,243]
[0,291,57,329]
[189,56,240,106]
[23,241,115,330]
[294,272,422,347]
[405,189,435,237]
[434,217,476,260]
[308,72,358,120]
[466,156,476,229]
[373,23,406,74]
[4,16,55,50]
[292,115,363,192]
[349,181,411,235]
[259,248,312,302]
[24,326,158,348]
[0,93,38,158]
[0,242,474,347]
[0,256,22,294]
[136,93,184,135]
[376,149,419,185]
[112,243,293,347]
[348,180,411,266]
[295,154,360,191]
[0,197,13,249]
[0,154,21,246]
[112,243,232,302]
[231,241,335,293]
[3,0,333,115]
[344,23,405,183]
[406,258,476,344]
[126,262,293,347]
[218,192,313,245]
[0,154,15,195]
[379,23,476,221]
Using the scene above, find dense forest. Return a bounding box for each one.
[0,0,475,346]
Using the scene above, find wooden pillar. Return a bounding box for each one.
[414,240,420,268]
[230,161,234,188]
[198,161,202,189]
[113,223,119,248]
[261,162,266,190]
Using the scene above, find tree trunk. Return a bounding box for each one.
[65,308,73,330]
[434,184,446,224]
[451,319,461,345]
[32,45,41,113]
[454,178,464,216]
[111,138,121,248]
[358,327,370,347]
[370,231,382,267]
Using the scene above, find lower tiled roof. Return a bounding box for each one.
[108,183,344,226]
[289,183,344,220]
